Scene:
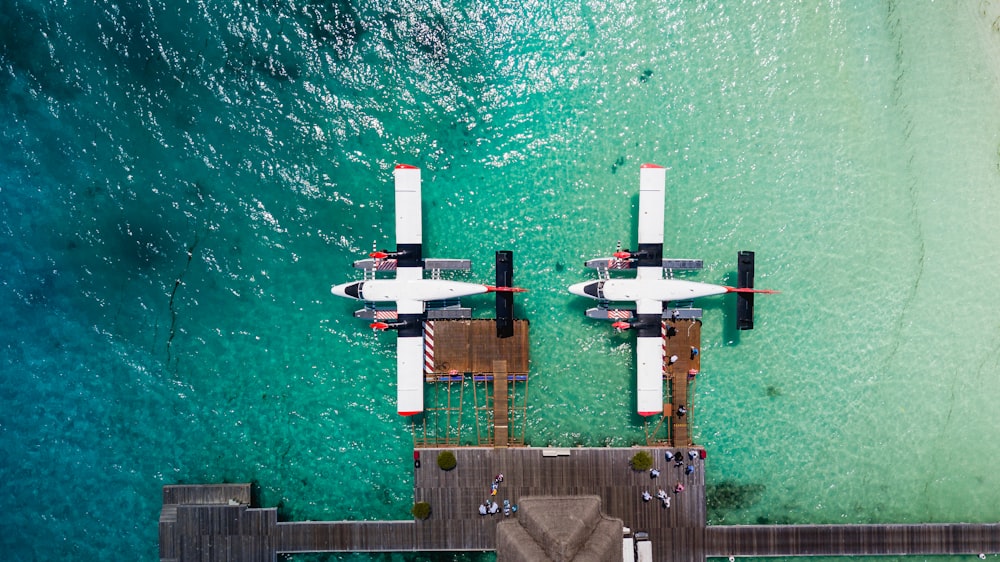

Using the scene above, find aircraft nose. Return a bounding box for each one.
[331,281,362,299]
[568,281,598,298]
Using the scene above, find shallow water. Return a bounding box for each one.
[2,1,1000,560]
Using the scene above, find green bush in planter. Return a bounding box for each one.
[630,451,653,471]
[437,450,457,471]
[412,501,431,520]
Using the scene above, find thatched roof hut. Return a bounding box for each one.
[496,496,623,562]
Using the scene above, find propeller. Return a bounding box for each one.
[612,320,631,332]
[612,240,632,260]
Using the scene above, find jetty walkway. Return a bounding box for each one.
[160,447,1000,561]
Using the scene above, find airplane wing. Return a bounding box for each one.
[636,164,667,416]
[393,165,426,415]
[393,164,423,271]
[635,163,665,282]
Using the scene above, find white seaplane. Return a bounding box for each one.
[568,163,776,417]
[331,164,523,416]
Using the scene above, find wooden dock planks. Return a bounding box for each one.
[705,524,1000,557]
[493,360,509,447]
[430,319,529,374]
[665,318,701,446]
[161,454,1000,562]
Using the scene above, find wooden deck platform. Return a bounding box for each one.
[426,319,529,375]
[160,448,1000,561]
[706,523,1000,557]
[159,447,705,560]
[644,318,702,446]
[664,318,701,446]
[493,360,509,448]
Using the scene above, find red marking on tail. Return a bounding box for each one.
[370,322,390,331]
[612,321,631,331]
[725,287,780,294]
[485,286,528,293]
[613,251,632,259]
[369,251,390,259]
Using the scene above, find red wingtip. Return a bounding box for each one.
[398,411,420,416]
[485,286,528,293]
[640,163,664,169]
[395,164,419,170]
[638,411,662,417]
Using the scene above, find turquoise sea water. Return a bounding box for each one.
[3,1,1000,560]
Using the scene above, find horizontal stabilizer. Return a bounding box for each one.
[496,251,514,338]
[736,251,754,330]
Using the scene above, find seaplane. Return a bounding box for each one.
[331,164,524,416]
[568,163,776,417]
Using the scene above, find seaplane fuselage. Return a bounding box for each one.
[568,163,726,418]
[330,164,488,417]
[568,278,727,305]
[332,277,490,309]
[330,165,523,417]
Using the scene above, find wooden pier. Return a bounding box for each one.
[425,319,529,376]
[159,307,1000,560]
[414,319,529,447]
[160,448,1000,561]
[644,317,702,446]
